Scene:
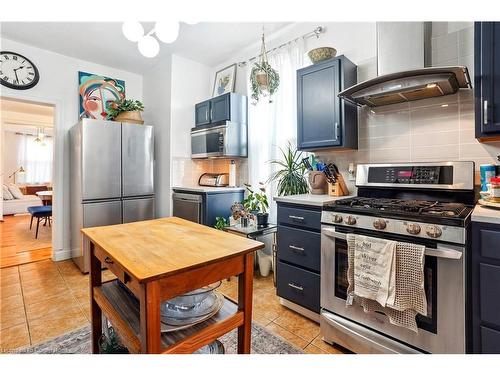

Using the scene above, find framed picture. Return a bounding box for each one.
[78,71,125,120]
[212,64,236,97]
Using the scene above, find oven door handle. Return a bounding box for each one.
[321,227,463,260]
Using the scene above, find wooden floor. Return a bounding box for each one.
[0,215,52,268]
[0,259,347,354]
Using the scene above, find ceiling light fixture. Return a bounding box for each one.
[123,21,184,58]
[122,21,145,42]
[138,35,160,58]
[154,21,180,44]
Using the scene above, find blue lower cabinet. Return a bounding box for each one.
[276,203,322,314]
[277,225,320,273]
[204,191,244,227]
[276,261,320,313]
[471,221,500,353]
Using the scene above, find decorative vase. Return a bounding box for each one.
[308,171,327,195]
[114,110,144,125]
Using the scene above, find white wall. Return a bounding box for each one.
[142,56,172,218]
[0,37,143,260]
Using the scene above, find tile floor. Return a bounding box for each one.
[1,259,347,354]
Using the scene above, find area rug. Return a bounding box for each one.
[19,323,303,354]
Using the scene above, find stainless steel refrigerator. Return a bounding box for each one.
[70,119,154,273]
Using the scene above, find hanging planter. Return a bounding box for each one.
[249,30,280,104]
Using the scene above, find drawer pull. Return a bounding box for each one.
[289,245,305,252]
[288,215,304,221]
[288,283,304,291]
[104,257,114,264]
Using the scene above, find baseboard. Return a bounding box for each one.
[53,248,72,262]
[279,297,320,323]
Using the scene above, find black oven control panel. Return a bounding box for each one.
[368,166,453,185]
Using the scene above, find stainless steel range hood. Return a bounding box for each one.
[338,22,472,107]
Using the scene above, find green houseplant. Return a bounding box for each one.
[214,217,229,230]
[242,183,269,227]
[108,98,145,124]
[268,142,309,196]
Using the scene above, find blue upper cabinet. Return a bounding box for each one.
[195,100,211,126]
[297,56,358,151]
[475,22,500,140]
[194,93,247,127]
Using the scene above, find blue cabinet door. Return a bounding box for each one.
[195,100,211,126]
[475,22,500,138]
[211,93,230,123]
[471,221,500,353]
[297,59,341,149]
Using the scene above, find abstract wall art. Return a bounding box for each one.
[78,71,125,120]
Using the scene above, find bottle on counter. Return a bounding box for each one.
[229,160,236,187]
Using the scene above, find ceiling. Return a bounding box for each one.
[0,22,292,74]
[0,98,54,129]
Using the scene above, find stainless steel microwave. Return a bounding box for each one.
[191,121,247,159]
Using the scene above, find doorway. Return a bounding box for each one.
[0,97,55,268]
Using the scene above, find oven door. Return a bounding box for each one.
[191,126,226,158]
[320,225,465,354]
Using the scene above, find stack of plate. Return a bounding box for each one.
[160,281,224,332]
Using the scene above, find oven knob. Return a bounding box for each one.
[406,223,421,235]
[346,216,357,225]
[333,214,343,223]
[373,219,387,230]
[426,225,442,238]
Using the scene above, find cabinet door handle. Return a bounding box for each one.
[288,215,304,221]
[205,107,209,121]
[288,283,304,291]
[104,257,114,264]
[210,108,213,120]
[334,122,339,139]
[289,245,305,252]
[484,100,488,125]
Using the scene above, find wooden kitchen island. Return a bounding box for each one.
[81,217,264,354]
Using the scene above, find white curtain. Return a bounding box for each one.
[15,133,53,184]
[246,40,305,222]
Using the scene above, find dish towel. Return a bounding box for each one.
[346,234,427,333]
[347,235,396,307]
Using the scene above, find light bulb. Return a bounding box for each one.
[154,21,179,44]
[122,21,144,42]
[183,20,199,25]
[138,35,160,57]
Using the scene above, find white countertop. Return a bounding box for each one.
[172,186,245,193]
[472,204,500,224]
[273,194,353,207]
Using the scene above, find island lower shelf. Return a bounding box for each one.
[93,280,242,354]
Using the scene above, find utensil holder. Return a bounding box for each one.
[308,171,327,195]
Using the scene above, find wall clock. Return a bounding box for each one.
[0,51,40,90]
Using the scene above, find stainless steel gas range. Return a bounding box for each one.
[320,162,475,354]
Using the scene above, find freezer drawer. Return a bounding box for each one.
[122,123,154,197]
[77,200,122,273]
[81,119,122,200]
[123,197,155,223]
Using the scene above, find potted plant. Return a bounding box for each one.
[214,216,229,230]
[242,183,269,227]
[268,142,309,196]
[108,98,145,124]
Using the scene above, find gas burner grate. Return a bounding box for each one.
[331,197,467,218]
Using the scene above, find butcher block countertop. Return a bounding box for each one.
[81,217,264,283]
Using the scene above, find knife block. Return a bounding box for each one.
[327,174,349,197]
